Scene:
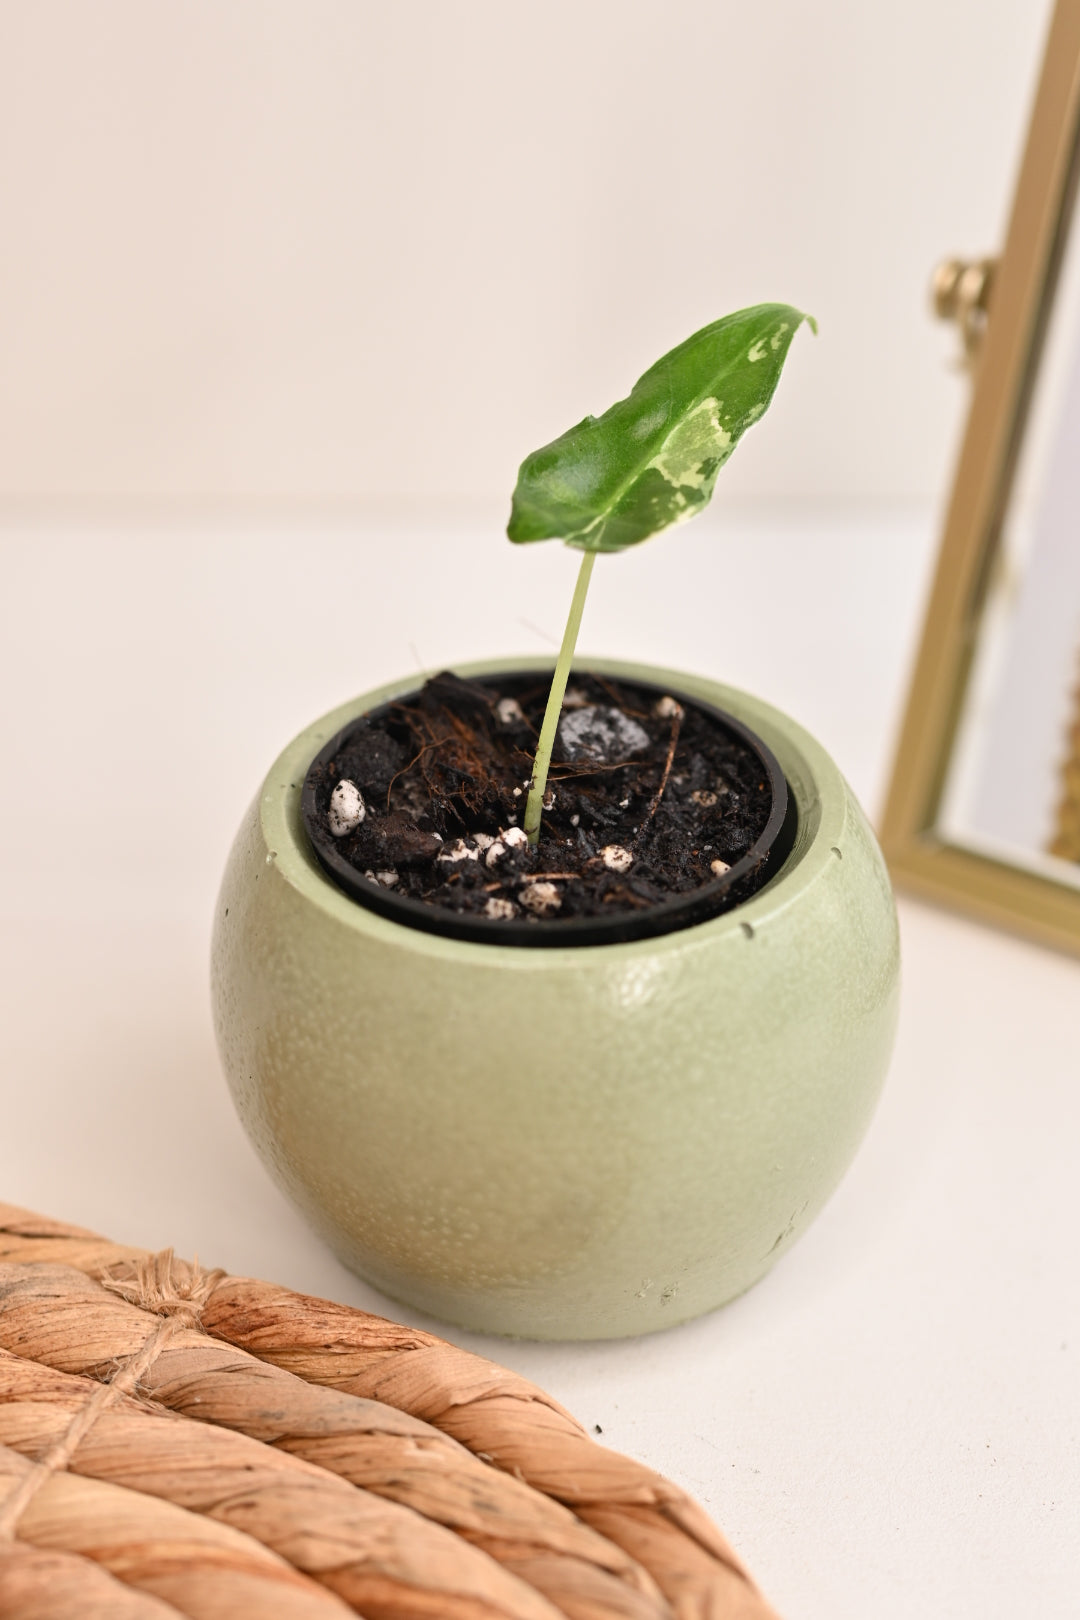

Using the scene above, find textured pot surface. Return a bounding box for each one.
[212,659,900,1340]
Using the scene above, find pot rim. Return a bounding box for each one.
[299,670,797,948]
[256,657,845,964]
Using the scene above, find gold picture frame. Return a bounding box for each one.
[881,0,1080,956]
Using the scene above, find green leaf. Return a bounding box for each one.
[507,303,814,553]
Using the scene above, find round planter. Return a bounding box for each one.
[211,658,900,1340]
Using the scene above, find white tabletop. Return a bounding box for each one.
[1,503,1077,1619]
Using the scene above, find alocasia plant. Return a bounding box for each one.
[508,301,815,842]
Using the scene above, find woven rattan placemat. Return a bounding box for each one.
[0,1203,778,1620]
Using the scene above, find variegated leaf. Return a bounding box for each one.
[507,303,813,552]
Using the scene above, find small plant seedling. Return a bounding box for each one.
[508,302,815,843]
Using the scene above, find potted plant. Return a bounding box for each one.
[211,305,899,1340]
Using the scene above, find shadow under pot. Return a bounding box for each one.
[211,657,900,1340]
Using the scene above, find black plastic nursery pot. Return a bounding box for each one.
[300,669,798,948]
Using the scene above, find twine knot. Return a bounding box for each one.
[100,1249,226,1332]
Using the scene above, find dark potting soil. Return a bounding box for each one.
[302,671,786,927]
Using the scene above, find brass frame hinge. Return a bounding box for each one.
[931,256,999,368]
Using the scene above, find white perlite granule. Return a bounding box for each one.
[601,845,633,873]
[328,779,365,837]
[437,838,478,865]
[495,697,525,725]
[483,897,517,920]
[520,881,561,916]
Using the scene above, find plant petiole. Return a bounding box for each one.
[523,546,597,844]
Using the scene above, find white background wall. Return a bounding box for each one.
[0,0,1049,502]
[3,20,1078,1614]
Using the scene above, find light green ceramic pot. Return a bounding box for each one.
[211,658,899,1340]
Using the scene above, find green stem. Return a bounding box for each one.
[524,547,597,844]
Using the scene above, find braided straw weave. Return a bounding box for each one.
[0,1203,780,1620]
